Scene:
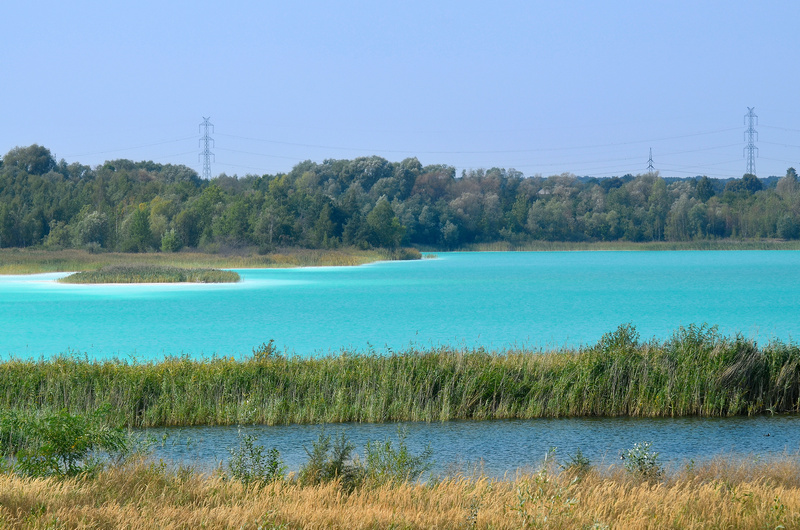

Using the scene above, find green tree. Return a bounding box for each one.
[366,197,405,248]
[127,204,152,252]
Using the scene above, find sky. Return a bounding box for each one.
[3,1,800,180]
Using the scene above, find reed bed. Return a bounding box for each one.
[2,325,799,428]
[2,456,800,528]
[0,247,406,275]
[58,265,240,284]
[459,239,800,252]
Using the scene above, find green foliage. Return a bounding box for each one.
[227,433,286,485]
[3,325,800,428]
[560,448,592,478]
[0,409,131,478]
[298,431,361,491]
[361,428,432,485]
[621,442,663,481]
[160,229,182,252]
[2,143,799,251]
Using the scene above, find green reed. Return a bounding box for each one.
[1,325,798,428]
[58,265,240,284]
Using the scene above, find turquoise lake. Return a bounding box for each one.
[2,250,800,360]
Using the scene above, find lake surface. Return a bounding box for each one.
[146,415,800,477]
[2,250,800,360]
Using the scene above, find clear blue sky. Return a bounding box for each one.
[3,1,800,179]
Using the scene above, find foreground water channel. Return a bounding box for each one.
[143,415,800,478]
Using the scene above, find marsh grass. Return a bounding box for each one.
[2,455,800,528]
[460,239,800,251]
[58,265,240,284]
[0,247,413,275]
[2,325,800,428]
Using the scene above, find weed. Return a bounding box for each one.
[361,427,433,485]
[621,442,663,481]
[228,433,286,486]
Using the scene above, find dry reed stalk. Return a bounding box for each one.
[2,459,800,529]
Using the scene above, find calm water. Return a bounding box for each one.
[2,250,800,360]
[147,415,800,477]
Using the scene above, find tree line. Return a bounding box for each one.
[1,144,799,252]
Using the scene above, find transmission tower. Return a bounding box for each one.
[647,148,655,175]
[744,107,758,176]
[199,117,215,179]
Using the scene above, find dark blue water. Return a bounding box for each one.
[3,251,800,360]
[145,415,800,478]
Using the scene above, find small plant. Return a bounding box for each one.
[298,431,361,490]
[252,339,278,362]
[621,442,663,480]
[560,448,592,478]
[513,448,577,527]
[228,433,286,485]
[361,428,433,485]
[0,409,130,478]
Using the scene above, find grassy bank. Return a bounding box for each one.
[2,455,800,528]
[456,239,800,251]
[0,247,420,275]
[2,325,799,428]
[58,264,240,284]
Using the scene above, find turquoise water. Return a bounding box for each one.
[2,251,800,360]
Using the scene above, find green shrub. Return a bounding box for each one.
[622,442,663,481]
[227,433,286,485]
[560,448,592,478]
[0,409,131,478]
[298,431,362,491]
[361,428,432,485]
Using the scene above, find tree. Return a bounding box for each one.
[695,176,714,202]
[366,198,404,248]
[2,145,56,175]
[127,204,152,252]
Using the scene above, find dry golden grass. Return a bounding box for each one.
[0,247,398,275]
[2,457,800,529]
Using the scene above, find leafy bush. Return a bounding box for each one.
[622,442,663,480]
[361,428,432,485]
[0,409,131,478]
[228,433,286,485]
[298,431,361,490]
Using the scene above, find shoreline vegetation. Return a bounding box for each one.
[0,241,796,276]
[58,264,240,284]
[2,325,799,429]
[3,454,800,528]
[0,247,421,275]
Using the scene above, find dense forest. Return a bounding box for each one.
[1,144,799,252]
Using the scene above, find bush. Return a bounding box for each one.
[560,448,592,478]
[298,431,361,490]
[622,442,663,480]
[0,409,131,478]
[227,433,286,486]
[361,428,432,485]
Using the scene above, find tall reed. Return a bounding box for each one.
[1,325,798,428]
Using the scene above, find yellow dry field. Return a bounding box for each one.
[1,459,799,529]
